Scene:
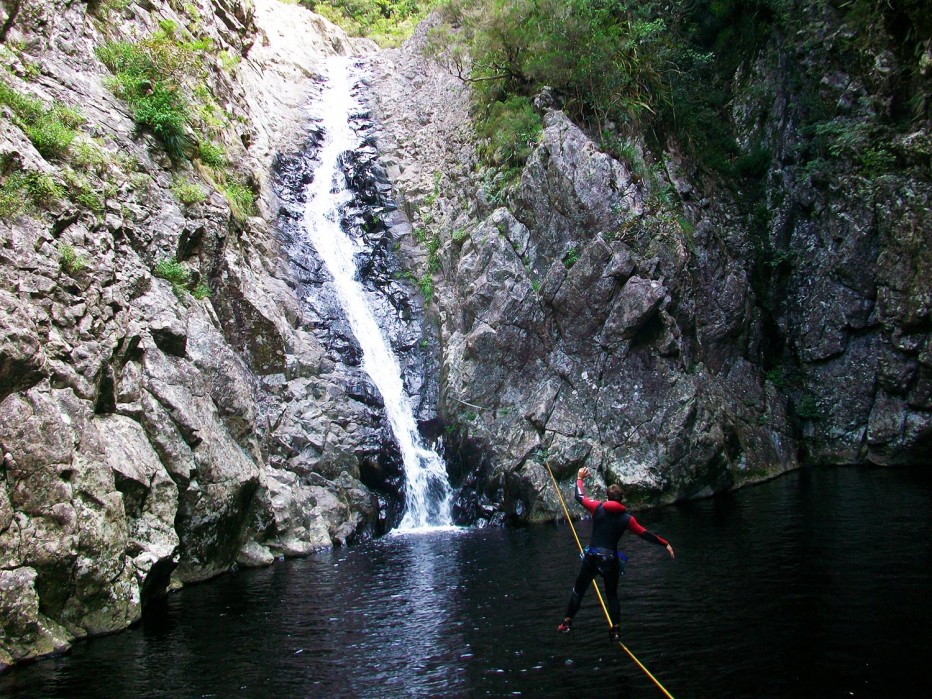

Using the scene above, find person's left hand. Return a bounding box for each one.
[577,467,590,480]
[666,544,675,559]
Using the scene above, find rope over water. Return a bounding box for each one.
[545,463,677,699]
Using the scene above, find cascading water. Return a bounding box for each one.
[302,57,453,531]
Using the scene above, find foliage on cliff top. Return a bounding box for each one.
[302,0,438,46]
[426,0,720,161]
[428,0,931,176]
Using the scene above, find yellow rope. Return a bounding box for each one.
[546,463,676,699]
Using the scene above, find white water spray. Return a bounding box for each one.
[302,58,453,531]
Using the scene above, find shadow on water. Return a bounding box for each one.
[2,465,931,698]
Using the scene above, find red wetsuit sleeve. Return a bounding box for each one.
[627,515,669,546]
[574,479,599,514]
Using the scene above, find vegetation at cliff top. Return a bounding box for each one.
[426,0,931,178]
[426,0,722,168]
[302,0,437,47]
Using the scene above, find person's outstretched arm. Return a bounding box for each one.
[627,516,676,558]
[573,467,599,514]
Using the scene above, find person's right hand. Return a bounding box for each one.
[577,467,590,480]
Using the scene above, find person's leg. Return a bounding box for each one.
[600,558,621,639]
[560,557,598,630]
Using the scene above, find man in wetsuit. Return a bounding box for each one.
[558,467,675,640]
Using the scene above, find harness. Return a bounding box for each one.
[579,546,628,563]
[582,546,629,562]
[581,546,628,577]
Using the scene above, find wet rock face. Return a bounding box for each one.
[264,80,439,533]
[0,0,388,669]
[370,8,929,524]
[772,176,932,465]
[739,14,932,467]
[367,51,798,523]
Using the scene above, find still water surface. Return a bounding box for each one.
[3,465,931,698]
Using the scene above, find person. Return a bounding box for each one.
[557,466,675,641]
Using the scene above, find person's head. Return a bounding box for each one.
[606,484,624,502]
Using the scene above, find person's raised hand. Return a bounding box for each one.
[577,467,590,480]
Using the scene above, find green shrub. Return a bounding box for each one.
[77,190,105,212]
[417,272,434,303]
[765,367,785,388]
[52,104,85,129]
[0,171,64,217]
[859,146,896,175]
[96,27,207,159]
[192,85,230,133]
[0,174,26,218]
[59,244,87,273]
[433,0,679,131]
[24,172,63,201]
[0,81,44,122]
[108,0,133,11]
[70,140,109,174]
[130,85,191,159]
[601,134,639,165]
[197,139,225,166]
[153,257,194,296]
[480,165,522,205]
[806,118,899,176]
[171,177,207,205]
[478,94,541,168]
[812,119,871,158]
[428,0,794,172]
[63,169,106,212]
[796,395,820,420]
[218,50,240,72]
[220,181,256,221]
[94,40,138,74]
[192,283,211,300]
[562,247,580,269]
[0,82,80,159]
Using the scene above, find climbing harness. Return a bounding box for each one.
[546,462,677,699]
[582,546,628,568]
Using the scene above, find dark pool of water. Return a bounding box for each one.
[3,465,931,698]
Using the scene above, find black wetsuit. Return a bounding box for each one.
[564,478,669,627]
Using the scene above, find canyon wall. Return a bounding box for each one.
[369,9,930,524]
[0,0,928,669]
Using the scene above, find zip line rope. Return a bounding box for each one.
[545,463,676,699]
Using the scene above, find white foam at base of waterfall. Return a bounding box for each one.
[302,57,453,531]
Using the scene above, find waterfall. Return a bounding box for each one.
[302,57,453,531]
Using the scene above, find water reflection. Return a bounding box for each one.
[340,530,468,696]
[2,466,930,698]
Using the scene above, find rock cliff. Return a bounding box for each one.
[368,8,930,524]
[0,0,402,669]
[0,0,929,671]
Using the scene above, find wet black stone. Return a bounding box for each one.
[266,79,470,527]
